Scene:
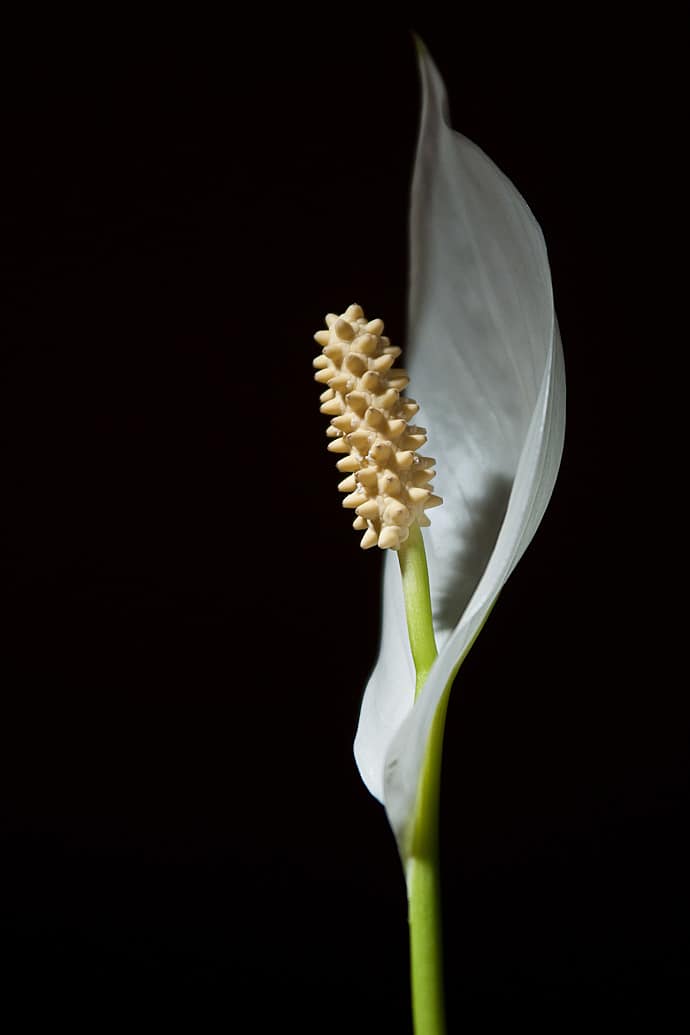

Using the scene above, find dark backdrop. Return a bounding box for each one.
[1,16,685,1031]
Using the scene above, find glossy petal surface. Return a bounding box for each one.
[354,44,566,855]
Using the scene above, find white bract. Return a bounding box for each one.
[353,44,566,859]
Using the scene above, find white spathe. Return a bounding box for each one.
[353,44,566,858]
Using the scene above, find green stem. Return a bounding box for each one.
[397,523,446,1035]
[407,691,449,1035]
[398,523,438,699]
[397,527,498,1034]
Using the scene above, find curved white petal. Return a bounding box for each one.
[353,43,566,856]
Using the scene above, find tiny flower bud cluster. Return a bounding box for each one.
[313,304,442,550]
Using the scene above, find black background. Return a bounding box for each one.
[1,15,685,1031]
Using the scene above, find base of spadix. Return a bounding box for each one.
[398,522,438,697]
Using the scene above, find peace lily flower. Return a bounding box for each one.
[313,40,565,1035]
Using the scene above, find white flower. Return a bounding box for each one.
[353,43,566,860]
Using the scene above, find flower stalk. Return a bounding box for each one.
[398,523,447,1035]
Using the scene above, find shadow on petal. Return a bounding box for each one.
[432,473,513,638]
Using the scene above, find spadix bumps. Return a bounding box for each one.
[313,304,442,550]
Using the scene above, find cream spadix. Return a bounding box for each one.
[353,44,566,859]
[313,304,442,552]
